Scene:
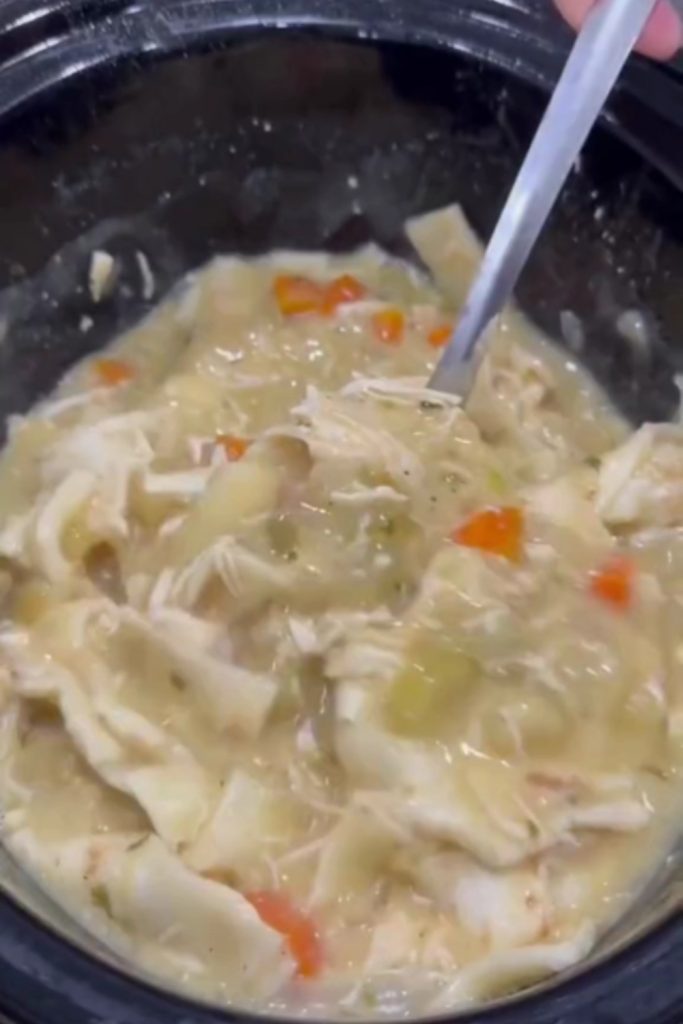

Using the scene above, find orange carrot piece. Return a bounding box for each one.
[453,506,524,562]
[246,890,323,979]
[427,323,453,349]
[274,272,368,317]
[372,308,405,346]
[589,555,635,612]
[321,274,367,315]
[93,358,134,387]
[215,435,250,462]
[273,275,324,316]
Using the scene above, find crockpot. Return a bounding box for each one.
[0,1,682,1022]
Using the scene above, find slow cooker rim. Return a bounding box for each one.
[0,0,679,119]
[2,0,683,191]
[0,4,682,1022]
[0,878,681,1024]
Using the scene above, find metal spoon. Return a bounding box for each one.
[429,0,658,396]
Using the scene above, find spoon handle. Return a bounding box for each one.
[429,0,658,395]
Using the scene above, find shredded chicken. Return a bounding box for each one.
[0,204,678,1019]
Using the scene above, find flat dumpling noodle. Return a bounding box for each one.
[0,205,681,1017]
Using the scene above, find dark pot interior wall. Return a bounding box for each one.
[1,4,683,428]
[0,4,682,1024]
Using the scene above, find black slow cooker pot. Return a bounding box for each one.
[0,1,682,1022]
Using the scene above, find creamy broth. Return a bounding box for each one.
[0,205,681,1017]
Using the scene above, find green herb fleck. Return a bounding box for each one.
[91,884,113,917]
[488,468,507,496]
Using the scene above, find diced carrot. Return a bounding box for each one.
[372,308,405,346]
[427,323,453,349]
[215,434,250,462]
[246,890,323,979]
[589,555,635,612]
[93,358,134,387]
[453,506,524,562]
[321,274,367,315]
[273,275,324,317]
